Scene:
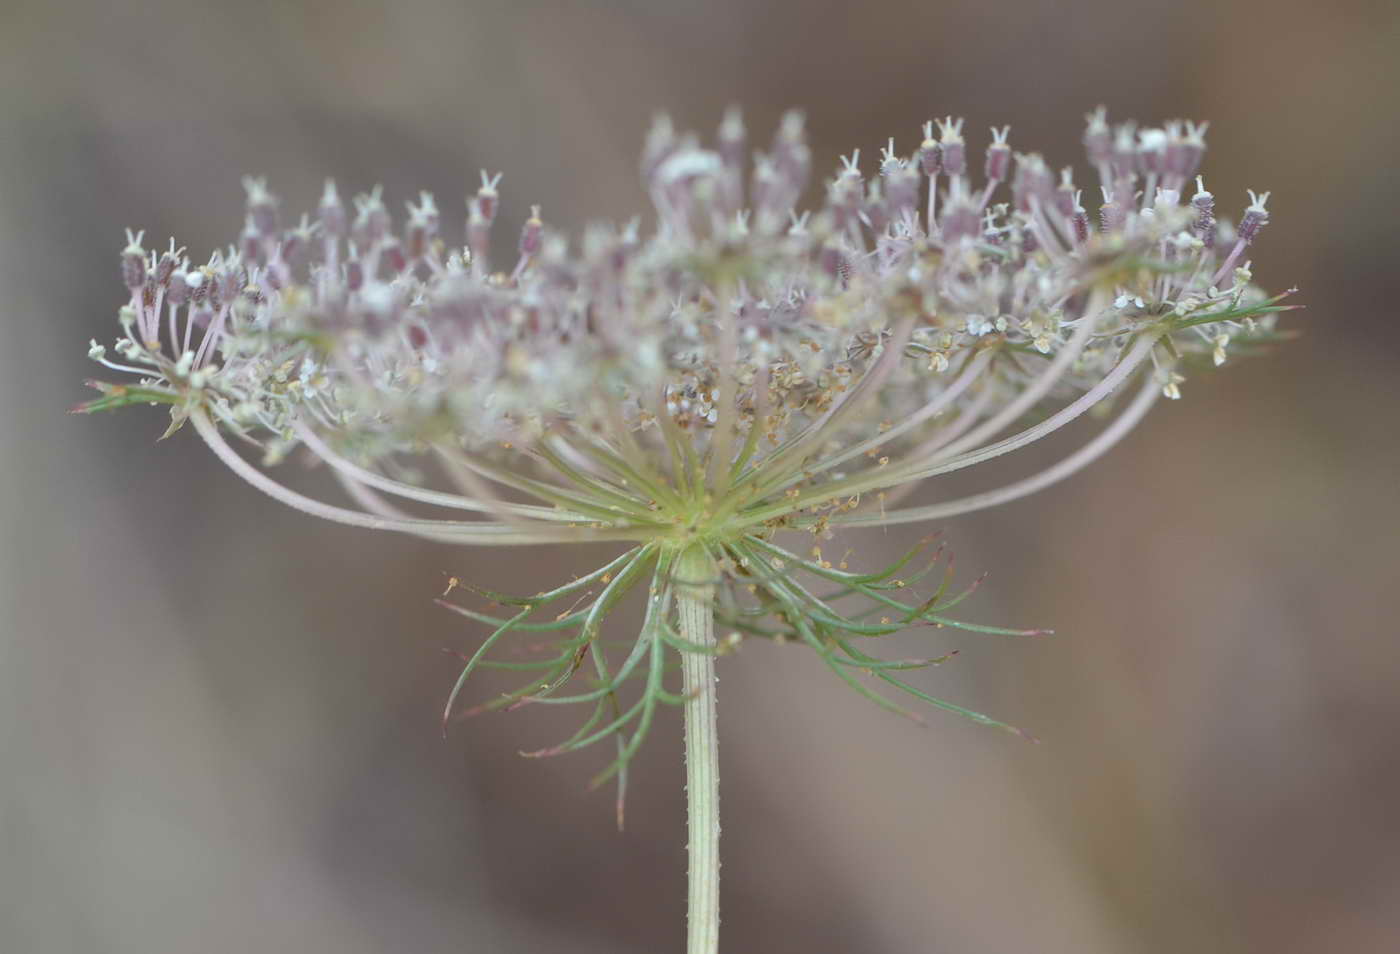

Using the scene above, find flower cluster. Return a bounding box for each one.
[79,109,1291,797]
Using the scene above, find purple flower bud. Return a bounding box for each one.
[1099,186,1128,233]
[1054,168,1078,218]
[1110,123,1137,180]
[918,122,942,176]
[1136,128,1167,177]
[519,205,544,258]
[828,152,864,228]
[944,145,967,179]
[319,180,347,238]
[937,117,966,177]
[167,270,191,306]
[940,186,980,242]
[885,165,921,221]
[281,217,316,267]
[155,247,179,286]
[750,155,791,228]
[1083,106,1113,168]
[403,225,428,262]
[345,257,364,291]
[1071,205,1090,245]
[1166,120,1208,181]
[382,237,408,275]
[1011,154,1053,213]
[1190,177,1216,246]
[879,138,902,178]
[863,181,890,235]
[1161,122,1186,178]
[242,176,280,236]
[353,188,391,246]
[240,217,263,263]
[771,110,810,193]
[404,192,439,261]
[1021,224,1039,256]
[467,205,492,262]
[474,171,503,225]
[121,229,146,291]
[402,319,430,350]
[265,258,289,290]
[216,266,241,307]
[984,126,1011,183]
[1236,189,1270,244]
[718,107,746,213]
[186,268,208,306]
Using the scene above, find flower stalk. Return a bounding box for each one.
[677,545,721,954]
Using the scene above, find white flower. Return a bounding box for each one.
[79,107,1289,552]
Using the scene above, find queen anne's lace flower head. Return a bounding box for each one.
[79,108,1292,792]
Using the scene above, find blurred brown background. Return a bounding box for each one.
[2,1,1397,951]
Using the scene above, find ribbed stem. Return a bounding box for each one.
[677,546,720,954]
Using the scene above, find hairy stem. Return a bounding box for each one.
[677,546,720,954]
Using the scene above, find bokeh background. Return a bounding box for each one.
[2,1,1397,951]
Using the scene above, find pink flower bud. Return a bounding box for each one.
[1236,190,1270,244]
[382,237,407,275]
[155,247,179,286]
[984,126,1011,183]
[167,270,191,306]
[474,171,503,225]
[918,122,942,177]
[518,206,543,258]
[319,180,347,238]
[242,176,280,236]
[121,230,146,291]
[353,188,390,246]
[937,117,966,176]
[1190,177,1216,246]
[1083,106,1112,168]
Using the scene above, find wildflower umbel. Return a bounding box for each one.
[80,107,1289,952]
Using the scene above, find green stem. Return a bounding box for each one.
[677,546,720,954]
